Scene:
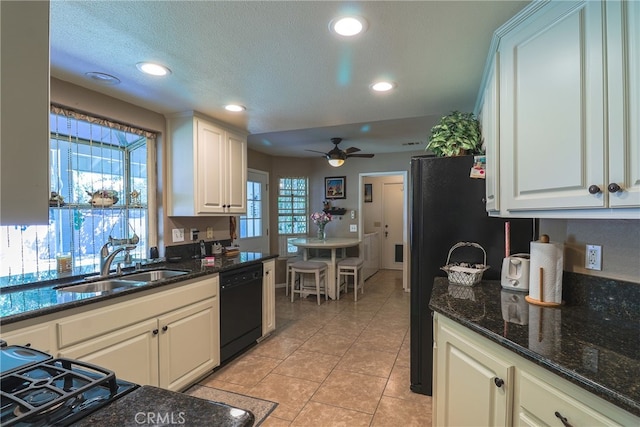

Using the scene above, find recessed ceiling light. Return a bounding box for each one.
[371,81,396,92]
[85,72,120,85]
[330,16,367,37]
[225,104,246,112]
[136,62,171,76]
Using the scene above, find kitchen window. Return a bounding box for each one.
[0,105,156,281]
[277,177,308,256]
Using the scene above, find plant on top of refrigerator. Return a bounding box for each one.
[426,111,483,157]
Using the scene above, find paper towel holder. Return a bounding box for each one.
[525,235,564,307]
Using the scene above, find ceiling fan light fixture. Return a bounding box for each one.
[136,62,171,76]
[328,158,345,167]
[330,16,367,37]
[225,104,246,112]
[371,81,396,92]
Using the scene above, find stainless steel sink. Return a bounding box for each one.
[121,269,189,282]
[55,279,146,294]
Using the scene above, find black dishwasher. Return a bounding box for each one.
[219,264,263,364]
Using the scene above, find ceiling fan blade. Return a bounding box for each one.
[344,147,361,154]
[305,149,329,155]
[346,153,375,158]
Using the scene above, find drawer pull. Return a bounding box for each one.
[554,411,573,427]
[494,377,504,388]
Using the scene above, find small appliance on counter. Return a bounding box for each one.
[501,253,531,292]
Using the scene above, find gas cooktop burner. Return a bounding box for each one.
[0,356,137,426]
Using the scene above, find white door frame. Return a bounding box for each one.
[238,169,269,253]
[358,171,410,292]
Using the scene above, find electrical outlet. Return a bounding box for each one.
[206,227,214,239]
[585,244,602,270]
[172,228,184,243]
[190,228,199,241]
[350,224,357,232]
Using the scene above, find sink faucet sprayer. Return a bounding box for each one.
[99,237,137,278]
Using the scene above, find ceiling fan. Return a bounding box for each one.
[306,137,375,167]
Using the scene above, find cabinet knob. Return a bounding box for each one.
[607,183,622,193]
[588,185,601,194]
[554,411,573,427]
[25,343,31,347]
[162,325,168,332]
[152,329,159,335]
[494,377,504,388]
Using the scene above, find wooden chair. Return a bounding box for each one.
[290,261,328,305]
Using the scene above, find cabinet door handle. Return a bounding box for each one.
[588,185,601,194]
[152,329,159,335]
[162,325,168,332]
[25,342,31,347]
[607,183,622,193]
[554,411,573,427]
[494,377,504,388]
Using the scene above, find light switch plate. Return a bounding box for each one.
[206,227,214,239]
[350,224,357,232]
[172,228,185,243]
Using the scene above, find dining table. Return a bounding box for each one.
[290,237,361,299]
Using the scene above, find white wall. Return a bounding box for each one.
[540,218,640,284]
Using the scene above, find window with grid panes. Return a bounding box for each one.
[277,177,308,255]
[0,106,155,283]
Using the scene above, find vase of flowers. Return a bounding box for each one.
[310,211,332,240]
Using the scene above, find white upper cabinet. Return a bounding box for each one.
[479,0,639,218]
[480,55,500,213]
[606,0,640,208]
[168,112,247,216]
[0,1,50,225]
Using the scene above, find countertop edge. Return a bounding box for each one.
[0,253,278,326]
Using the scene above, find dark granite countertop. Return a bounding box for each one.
[0,252,278,325]
[429,275,640,417]
[71,385,254,427]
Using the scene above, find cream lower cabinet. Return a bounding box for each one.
[58,319,159,387]
[158,298,219,390]
[434,313,640,426]
[0,324,55,354]
[262,259,276,337]
[58,297,218,392]
[434,314,513,426]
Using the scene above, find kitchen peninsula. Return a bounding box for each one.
[429,275,640,425]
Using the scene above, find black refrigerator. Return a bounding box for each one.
[409,155,535,395]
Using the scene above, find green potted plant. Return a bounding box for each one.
[426,111,483,157]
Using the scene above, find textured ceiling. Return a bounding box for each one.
[49,1,529,158]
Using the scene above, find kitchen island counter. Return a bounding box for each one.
[429,275,640,417]
[0,252,278,325]
[73,385,254,427]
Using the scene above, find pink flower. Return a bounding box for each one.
[310,211,332,225]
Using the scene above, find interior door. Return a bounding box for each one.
[238,169,269,252]
[382,182,404,270]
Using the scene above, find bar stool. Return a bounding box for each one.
[290,261,328,305]
[337,257,364,301]
[285,255,303,296]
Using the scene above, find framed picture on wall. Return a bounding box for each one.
[325,176,346,199]
[364,183,372,202]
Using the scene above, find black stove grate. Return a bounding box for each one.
[0,358,124,426]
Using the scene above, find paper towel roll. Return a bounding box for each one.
[528,241,563,304]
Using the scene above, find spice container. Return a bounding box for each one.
[56,253,72,273]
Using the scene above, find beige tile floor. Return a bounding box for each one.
[196,269,433,426]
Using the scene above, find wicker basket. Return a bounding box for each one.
[441,242,489,286]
